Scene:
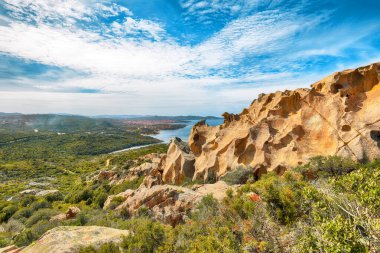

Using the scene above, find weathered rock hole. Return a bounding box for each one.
[341,125,351,132]
[253,166,267,180]
[344,107,350,112]
[332,83,343,94]
[370,130,380,148]
[274,165,287,176]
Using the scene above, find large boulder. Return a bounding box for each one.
[182,62,380,181]
[20,226,129,253]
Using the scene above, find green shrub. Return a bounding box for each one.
[297,215,367,252]
[3,218,24,233]
[192,194,220,220]
[12,207,33,219]
[220,165,254,185]
[93,192,108,208]
[0,204,18,223]
[79,242,121,253]
[66,188,93,204]
[45,192,64,202]
[159,217,242,253]
[108,196,125,210]
[26,208,58,227]
[251,171,316,224]
[15,219,57,246]
[30,200,51,211]
[0,234,11,248]
[121,218,168,253]
[333,167,380,212]
[297,156,357,179]
[109,177,144,195]
[20,195,37,207]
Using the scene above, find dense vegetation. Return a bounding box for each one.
[77,157,379,253]
[0,115,378,252]
[0,144,168,247]
[1,152,379,252]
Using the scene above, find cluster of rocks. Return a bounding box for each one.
[94,153,165,185]
[104,181,233,226]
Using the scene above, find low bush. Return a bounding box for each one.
[25,208,58,227]
[220,165,254,185]
[121,218,168,253]
[30,200,52,211]
[45,192,64,202]
[296,155,357,179]
[79,242,121,253]
[109,177,144,195]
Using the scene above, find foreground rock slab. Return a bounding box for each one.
[21,226,129,253]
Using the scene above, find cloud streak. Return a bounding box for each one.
[0,0,379,115]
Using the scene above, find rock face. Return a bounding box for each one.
[163,63,380,182]
[20,226,129,253]
[160,137,195,184]
[104,181,233,226]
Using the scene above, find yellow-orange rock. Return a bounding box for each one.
[160,137,195,184]
[166,62,380,182]
[103,181,234,226]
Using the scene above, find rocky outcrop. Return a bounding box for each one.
[160,137,195,184]
[20,226,129,253]
[162,63,380,181]
[35,190,60,197]
[95,153,165,185]
[50,207,81,221]
[104,181,233,226]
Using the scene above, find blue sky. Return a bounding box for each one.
[0,0,379,116]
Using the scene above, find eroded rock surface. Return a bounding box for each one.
[20,226,129,253]
[160,137,195,184]
[163,63,380,182]
[104,181,233,226]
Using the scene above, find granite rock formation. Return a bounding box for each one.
[163,63,380,182]
[104,181,233,226]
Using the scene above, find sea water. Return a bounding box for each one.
[151,118,224,143]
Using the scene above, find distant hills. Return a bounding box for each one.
[92,115,222,120]
[0,113,119,133]
[0,113,222,133]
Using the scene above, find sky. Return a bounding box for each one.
[0,0,379,116]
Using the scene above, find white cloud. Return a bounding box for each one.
[3,0,91,24]
[192,10,302,69]
[0,23,193,77]
[112,17,165,40]
[0,1,328,115]
[2,0,133,26]
[1,0,378,115]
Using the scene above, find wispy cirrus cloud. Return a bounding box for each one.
[0,0,379,115]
